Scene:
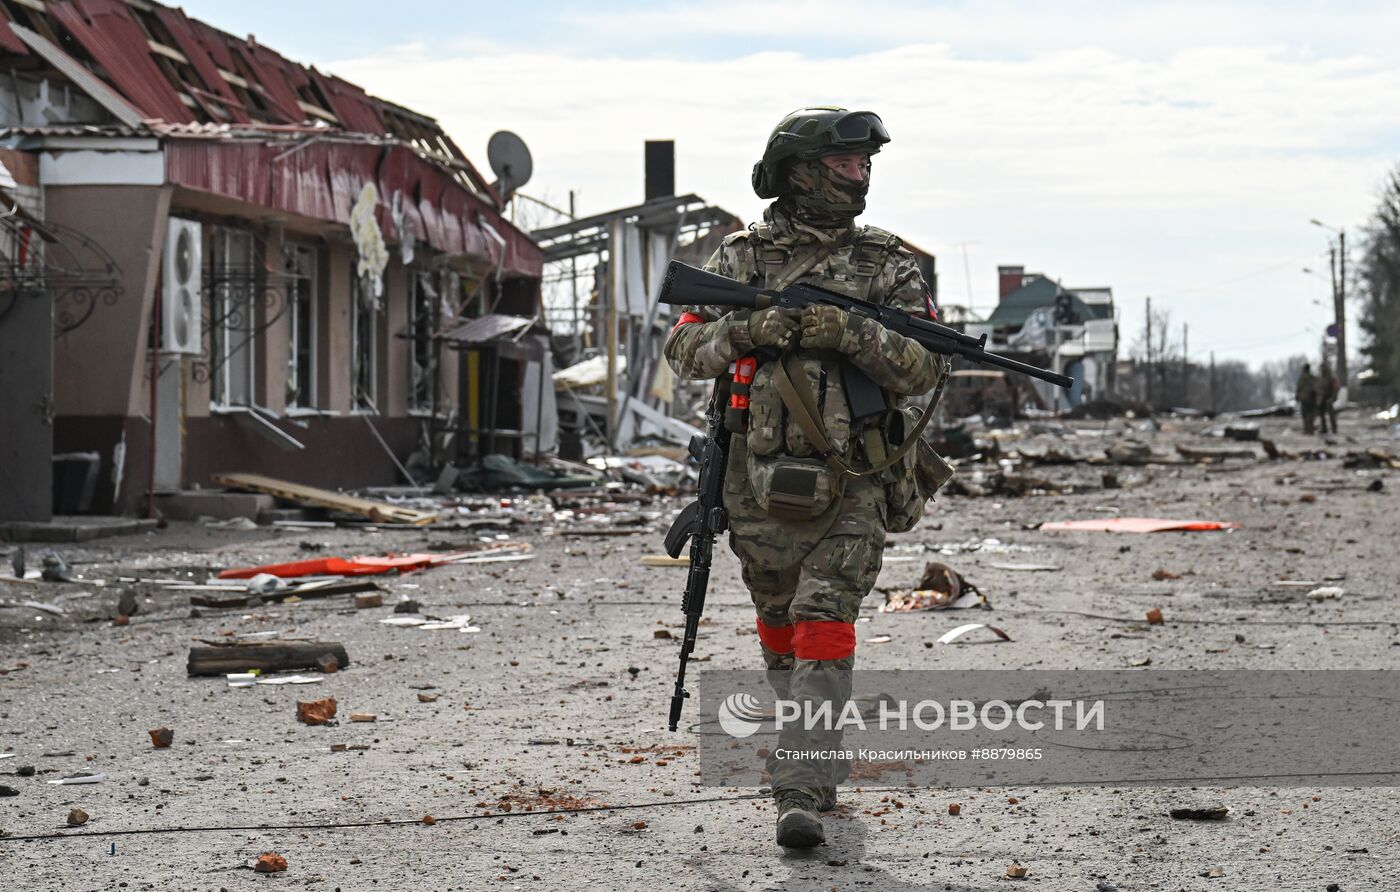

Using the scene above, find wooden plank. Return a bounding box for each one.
[187,641,349,676]
[211,473,437,525]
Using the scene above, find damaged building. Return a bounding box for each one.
[0,0,542,524]
[962,264,1118,411]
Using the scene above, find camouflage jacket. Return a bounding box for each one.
[664,207,948,461]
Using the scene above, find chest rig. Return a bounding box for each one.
[723,222,901,438]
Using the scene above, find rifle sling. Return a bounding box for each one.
[771,353,936,480]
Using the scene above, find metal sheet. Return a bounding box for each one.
[50,0,192,124]
[438,313,533,345]
[8,24,144,128]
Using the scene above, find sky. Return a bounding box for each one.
[178,0,1400,367]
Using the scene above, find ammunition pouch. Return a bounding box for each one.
[746,453,838,522]
[873,405,955,533]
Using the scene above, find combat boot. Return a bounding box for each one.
[816,786,837,812]
[775,791,824,848]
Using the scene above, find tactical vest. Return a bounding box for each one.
[723,222,903,464]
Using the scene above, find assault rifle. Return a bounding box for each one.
[660,262,1070,730]
[658,261,1073,410]
[663,387,730,731]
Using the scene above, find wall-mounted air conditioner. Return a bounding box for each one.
[161,217,202,354]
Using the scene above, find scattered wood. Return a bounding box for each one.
[190,579,382,609]
[211,472,437,525]
[1176,444,1258,462]
[187,640,350,676]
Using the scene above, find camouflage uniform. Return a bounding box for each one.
[665,202,948,807]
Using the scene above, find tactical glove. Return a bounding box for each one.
[800,305,863,352]
[747,306,801,349]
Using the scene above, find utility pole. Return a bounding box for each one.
[1336,229,1348,394]
[1145,296,1153,408]
[569,190,579,355]
[1182,323,1189,408]
[1209,351,1217,415]
[1313,218,1349,396]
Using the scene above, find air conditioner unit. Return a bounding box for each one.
[161,217,202,354]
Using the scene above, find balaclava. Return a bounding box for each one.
[780,158,869,229]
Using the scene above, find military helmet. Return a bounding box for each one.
[751,107,890,199]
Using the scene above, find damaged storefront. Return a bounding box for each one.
[0,1,542,521]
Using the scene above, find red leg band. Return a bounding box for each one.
[792,620,856,660]
[755,618,794,654]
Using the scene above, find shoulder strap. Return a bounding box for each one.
[770,354,936,479]
[850,225,903,301]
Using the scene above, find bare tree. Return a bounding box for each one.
[1358,164,1400,399]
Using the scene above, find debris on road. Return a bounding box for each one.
[880,562,990,612]
[217,545,531,580]
[227,673,323,688]
[1307,586,1345,601]
[213,472,438,524]
[1005,862,1029,879]
[1146,608,1165,624]
[936,623,1012,644]
[253,852,288,873]
[187,640,351,676]
[1170,803,1229,820]
[641,555,690,567]
[354,592,384,609]
[296,697,337,725]
[1177,444,1259,462]
[1040,517,1241,533]
[1104,440,1158,465]
[349,712,377,723]
[379,614,479,632]
[148,727,173,748]
[48,772,105,785]
[948,802,961,815]
[66,807,89,826]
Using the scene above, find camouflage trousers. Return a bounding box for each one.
[726,464,887,801]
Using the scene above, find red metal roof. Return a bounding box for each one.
[164,137,541,279]
[49,0,193,124]
[0,0,541,276]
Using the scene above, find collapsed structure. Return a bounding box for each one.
[0,0,542,522]
[962,265,1118,411]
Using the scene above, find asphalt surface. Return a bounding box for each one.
[0,414,1396,890]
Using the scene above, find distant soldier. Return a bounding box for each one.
[1318,365,1340,434]
[1295,363,1318,434]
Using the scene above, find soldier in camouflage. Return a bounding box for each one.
[664,107,950,848]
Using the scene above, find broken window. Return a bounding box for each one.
[285,244,318,409]
[408,271,437,413]
[208,226,257,408]
[351,267,377,413]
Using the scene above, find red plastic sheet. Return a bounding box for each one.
[218,552,473,580]
[1039,518,1241,533]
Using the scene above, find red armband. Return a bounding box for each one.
[670,311,706,333]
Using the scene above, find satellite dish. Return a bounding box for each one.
[487,131,533,204]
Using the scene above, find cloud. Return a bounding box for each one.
[321,16,1399,365]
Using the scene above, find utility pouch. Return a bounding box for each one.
[879,404,954,533]
[746,453,837,522]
